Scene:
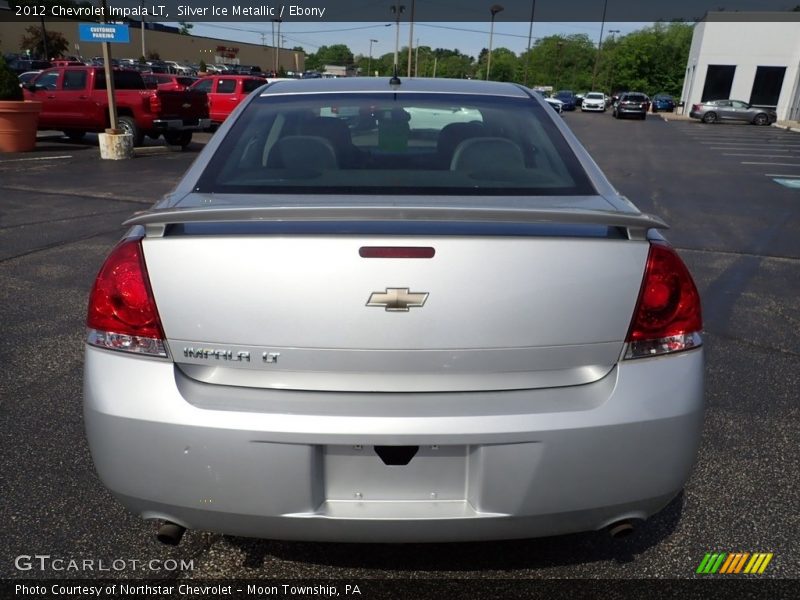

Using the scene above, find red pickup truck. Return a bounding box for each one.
[23,67,210,147]
[190,75,265,125]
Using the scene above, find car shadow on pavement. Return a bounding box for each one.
[223,493,685,573]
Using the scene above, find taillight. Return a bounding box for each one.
[692,104,700,112]
[149,92,161,114]
[624,241,702,359]
[86,238,167,357]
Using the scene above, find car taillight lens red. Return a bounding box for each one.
[149,93,161,114]
[625,241,702,359]
[86,238,167,357]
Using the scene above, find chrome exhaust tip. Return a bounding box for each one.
[156,521,186,546]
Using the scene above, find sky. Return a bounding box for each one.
[178,21,655,60]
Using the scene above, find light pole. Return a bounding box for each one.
[486,4,504,81]
[605,29,620,93]
[591,0,610,91]
[555,40,564,90]
[272,19,282,74]
[406,0,416,77]
[368,38,378,77]
[390,4,405,69]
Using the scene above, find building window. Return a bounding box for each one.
[701,65,736,102]
[750,66,786,107]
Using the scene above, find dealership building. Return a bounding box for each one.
[680,13,800,121]
[0,11,304,73]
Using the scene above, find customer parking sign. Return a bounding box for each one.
[78,24,130,44]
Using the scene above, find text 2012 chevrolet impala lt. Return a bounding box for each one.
[84,78,704,544]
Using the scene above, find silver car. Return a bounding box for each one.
[689,99,777,125]
[84,78,704,544]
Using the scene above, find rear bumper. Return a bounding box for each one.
[84,346,705,542]
[617,107,646,116]
[151,118,211,132]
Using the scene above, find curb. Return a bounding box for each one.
[771,122,800,133]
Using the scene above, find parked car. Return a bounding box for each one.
[580,92,606,112]
[84,77,704,545]
[232,65,265,76]
[143,73,199,91]
[532,90,563,114]
[689,99,777,126]
[23,66,210,147]
[613,92,649,120]
[544,96,564,114]
[651,94,675,113]
[6,57,51,75]
[190,75,266,125]
[17,70,42,86]
[163,61,194,75]
[554,90,577,111]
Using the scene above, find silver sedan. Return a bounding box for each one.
[84,77,704,544]
[689,99,777,125]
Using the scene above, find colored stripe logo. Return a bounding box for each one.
[696,552,773,574]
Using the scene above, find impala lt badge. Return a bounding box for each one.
[367,288,429,312]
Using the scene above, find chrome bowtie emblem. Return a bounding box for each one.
[367,288,429,312]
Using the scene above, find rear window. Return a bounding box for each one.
[242,79,264,93]
[94,70,146,90]
[623,94,647,102]
[217,79,237,93]
[196,92,595,197]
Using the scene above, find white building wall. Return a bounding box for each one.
[682,16,800,121]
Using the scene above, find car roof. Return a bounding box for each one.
[259,77,531,98]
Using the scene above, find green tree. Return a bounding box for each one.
[609,23,693,96]
[305,44,354,71]
[0,55,23,101]
[481,47,518,81]
[19,25,69,59]
[178,22,194,36]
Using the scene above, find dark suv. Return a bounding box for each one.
[613,92,649,120]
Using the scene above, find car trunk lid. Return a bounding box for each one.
[131,202,662,392]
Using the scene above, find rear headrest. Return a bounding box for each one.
[298,117,353,149]
[437,122,485,160]
[450,137,525,172]
[268,136,337,170]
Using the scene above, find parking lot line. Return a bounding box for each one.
[741,161,800,166]
[764,173,800,177]
[723,153,799,158]
[0,155,73,163]
[700,141,800,146]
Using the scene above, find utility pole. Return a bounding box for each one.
[414,38,419,77]
[591,0,609,91]
[140,0,145,58]
[523,0,536,86]
[38,15,49,60]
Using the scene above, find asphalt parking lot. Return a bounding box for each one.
[1,112,798,592]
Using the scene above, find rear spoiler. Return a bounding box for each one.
[124,206,668,240]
